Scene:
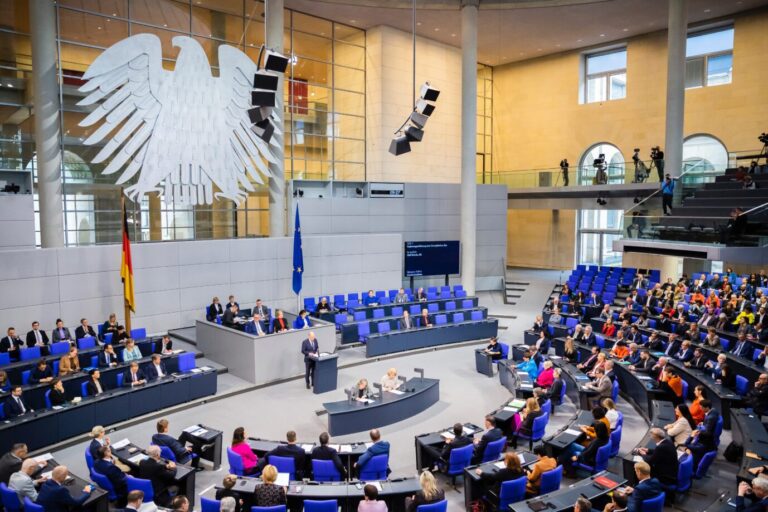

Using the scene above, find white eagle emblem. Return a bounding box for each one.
[77,34,280,205]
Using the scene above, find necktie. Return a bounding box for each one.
[16,397,25,413]
[106,353,111,364]
[256,323,263,335]
[132,372,137,383]
[35,330,41,344]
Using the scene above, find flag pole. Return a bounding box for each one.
[122,193,133,333]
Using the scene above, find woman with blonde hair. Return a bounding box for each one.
[563,337,579,363]
[511,397,543,449]
[601,398,619,429]
[406,470,444,512]
[253,465,286,507]
[380,368,400,391]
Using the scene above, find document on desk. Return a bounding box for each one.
[369,481,383,491]
[328,444,340,452]
[564,428,582,436]
[339,445,353,453]
[365,443,374,449]
[463,427,475,435]
[199,366,214,372]
[387,389,405,395]
[129,453,149,464]
[41,471,53,480]
[190,368,203,374]
[183,425,201,433]
[440,431,456,440]
[276,473,290,487]
[36,453,54,463]
[301,444,314,453]
[509,399,526,409]
[112,439,131,450]
[632,455,643,462]
[358,399,375,404]
[494,461,506,469]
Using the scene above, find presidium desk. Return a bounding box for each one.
[196,317,336,386]
[323,378,440,436]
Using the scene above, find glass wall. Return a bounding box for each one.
[584,48,627,103]
[476,63,493,183]
[577,209,623,267]
[686,26,733,89]
[0,0,365,245]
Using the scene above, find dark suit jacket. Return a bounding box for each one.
[25,329,49,347]
[732,341,753,358]
[0,336,22,353]
[546,379,565,402]
[86,379,106,396]
[207,303,224,321]
[419,314,433,327]
[734,496,768,512]
[4,395,29,418]
[139,457,177,504]
[474,428,503,461]
[36,479,91,512]
[122,369,146,386]
[628,478,663,512]
[89,439,104,460]
[311,445,347,476]
[151,433,191,464]
[579,437,608,467]
[634,357,654,373]
[263,444,307,478]
[49,388,67,407]
[145,362,168,380]
[272,317,289,333]
[642,438,678,485]
[689,355,708,369]
[222,309,237,328]
[702,410,720,436]
[301,338,319,362]
[30,365,54,384]
[93,458,127,498]
[441,434,473,461]
[75,325,97,340]
[99,350,118,367]
[0,452,23,484]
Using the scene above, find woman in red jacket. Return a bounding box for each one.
[602,318,616,337]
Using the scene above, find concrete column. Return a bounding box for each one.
[460,0,478,295]
[30,0,64,247]
[664,0,687,179]
[266,0,286,237]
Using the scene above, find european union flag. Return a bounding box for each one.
[292,204,303,295]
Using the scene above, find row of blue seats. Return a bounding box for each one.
[357,310,487,341]
[0,328,148,367]
[333,299,480,327]
[304,285,466,311]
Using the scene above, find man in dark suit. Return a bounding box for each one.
[225,295,240,311]
[625,461,663,512]
[0,443,27,484]
[630,350,654,374]
[0,327,23,356]
[207,297,224,321]
[123,362,147,387]
[746,374,768,416]
[254,299,271,325]
[222,304,239,330]
[99,344,119,368]
[354,429,390,477]
[36,466,92,512]
[4,386,31,418]
[700,400,720,436]
[472,415,503,464]
[151,419,199,466]
[30,359,55,384]
[145,354,169,381]
[25,321,49,348]
[578,347,600,373]
[311,432,347,479]
[636,428,678,486]
[75,318,97,340]
[258,430,307,479]
[674,340,695,362]
[139,445,178,506]
[663,334,682,358]
[439,423,473,463]
[399,310,415,330]
[735,477,768,512]
[51,319,72,343]
[94,446,128,506]
[685,348,709,370]
[301,331,320,389]
[419,308,433,328]
[731,334,753,359]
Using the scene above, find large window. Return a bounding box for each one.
[686,27,733,89]
[0,0,365,245]
[578,143,626,185]
[577,209,623,267]
[476,63,493,183]
[584,49,626,103]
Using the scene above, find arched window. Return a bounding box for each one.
[578,142,625,185]
[683,134,728,174]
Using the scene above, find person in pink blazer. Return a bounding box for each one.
[231,427,259,475]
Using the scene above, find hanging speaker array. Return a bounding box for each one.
[389,82,440,156]
[249,48,290,143]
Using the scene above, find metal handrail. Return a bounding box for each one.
[622,160,714,215]
[740,201,768,217]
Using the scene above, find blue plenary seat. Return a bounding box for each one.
[178,352,195,372]
[427,303,439,313]
[391,306,403,317]
[446,444,473,486]
[49,341,70,355]
[201,497,221,512]
[90,469,118,501]
[253,507,286,512]
[482,437,507,463]
[417,500,447,512]
[85,448,95,471]
[435,314,447,325]
[81,381,89,397]
[21,370,31,385]
[24,498,44,512]
[445,301,456,311]
[353,311,366,321]
[126,475,154,502]
[0,482,22,512]
[358,322,370,342]
[498,477,527,509]
[498,343,509,360]
[409,305,421,315]
[312,459,341,482]
[379,296,391,305]
[227,447,245,476]
[736,375,749,396]
[517,412,548,449]
[304,298,316,311]
[452,313,465,324]
[664,452,693,495]
[427,286,438,294]
[372,309,385,319]
[359,454,388,480]
[377,322,391,334]
[333,294,345,308]
[0,353,9,366]
[470,311,483,321]
[78,337,96,350]
[304,500,338,512]
[462,299,473,309]
[347,292,359,302]
[269,455,296,480]
[640,492,665,512]
[573,441,611,474]
[539,465,563,495]
[104,332,114,343]
[130,328,147,340]
[609,425,622,457]
[20,347,41,361]
[334,313,347,329]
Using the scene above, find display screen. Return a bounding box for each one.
[404,241,460,277]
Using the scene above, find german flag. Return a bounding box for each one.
[121,197,135,313]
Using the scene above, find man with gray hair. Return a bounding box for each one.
[139,445,177,507]
[634,428,677,486]
[220,496,237,512]
[736,476,768,511]
[9,458,46,503]
[573,497,592,512]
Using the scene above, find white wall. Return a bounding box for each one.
[0,195,35,250]
[0,234,402,334]
[290,183,507,290]
[366,25,463,183]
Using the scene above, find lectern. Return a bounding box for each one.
[475,349,494,377]
[313,353,339,394]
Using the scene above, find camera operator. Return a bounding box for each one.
[560,158,569,186]
[632,148,648,183]
[651,146,665,182]
[593,154,607,185]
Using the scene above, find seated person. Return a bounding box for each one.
[415,287,427,301]
[380,368,401,391]
[674,340,695,362]
[610,340,629,360]
[101,313,121,340]
[122,339,143,362]
[405,471,444,512]
[548,308,563,325]
[418,309,433,328]
[9,457,45,503]
[516,351,539,380]
[230,427,259,475]
[635,428,678,486]
[48,378,69,407]
[602,318,617,337]
[253,465,286,507]
[363,290,379,306]
[685,347,708,369]
[536,360,555,388]
[355,429,390,477]
[30,359,54,384]
[146,354,168,380]
[354,378,372,401]
[94,446,128,507]
[510,397,543,448]
[664,404,695,446]
[358,484,388,512]
[472,415,503,464]
[544,368,565,402]
[152,418,206,466]
[75,318,97,340]
[257,430,307,479]
[225,295,240,311]
[51,319,73,343]
[394,288,409,304]
[0,370,9,392]
[311,432,347,479]
[563,337,579,363]
[684,430,716,469]
[25,321,49,348]
[272,310,289,333]
[315,297,332,314]
[248,314,267,336]
[207,297,224,321]
[526,445,557,496]
[253,299,271,323]
[484,337,502,360]
[658,367,684,405]
[399,310,415,330]
[624,343,642,365]
[99,343,119,367]
[746,373,768,414]
[58,346,81,375]
[112,325,130,344]
[36,466,91,510]
[216,475,244,512]
[123,361,147,387]
[154,335,174,355]
[624,461,663,512]
[562,421,609,477]
[222,304,240,330]
[578,347,601,373]
[139,445,178,507]
[4,386,31,417]
[86,369,106,396]
[579,406,610,445]
[475,451,525,495]
[734,477,768,512]
[293,310,312,329]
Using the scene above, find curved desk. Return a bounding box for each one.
[248,437,369,477]
[509,470,627,512]
[620,400,676,485]
[38,457,109,512]
[364,319,498,357]
[730,409,768,483]
[665,358,740,429]
[323,378,440,436]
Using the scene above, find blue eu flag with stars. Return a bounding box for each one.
[292,204,303,295]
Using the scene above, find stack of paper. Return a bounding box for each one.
[509,399,526,409]
[339,445,352,453]
[182,425,200,433]
[387,389,405,395]
[129,454,149,464]
[564,428,582,436]
[493,461,506,469]
[301,444,314,453]
[112,439,131,450]
[275,473,290,486]
[36,453,54,463]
